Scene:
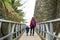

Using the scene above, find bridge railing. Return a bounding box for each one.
[36,18,60,40]
[0,19,26,40]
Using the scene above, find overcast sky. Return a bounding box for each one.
[18,0,36,25]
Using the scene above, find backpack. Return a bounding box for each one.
[32,19,34,25]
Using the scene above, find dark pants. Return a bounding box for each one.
[30,26,34,36]
[26,30,29,36]
[26,29,29,36]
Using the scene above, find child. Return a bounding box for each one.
[26,26,29,36]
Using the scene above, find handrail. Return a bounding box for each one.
[0,19,26,40]
[36,18,60,40]
[39,18,60,23]
[0,19,25,24]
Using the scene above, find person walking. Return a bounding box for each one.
[30,17,36,36]
[26,26,29,36]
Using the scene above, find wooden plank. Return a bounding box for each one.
[19,31,41,40]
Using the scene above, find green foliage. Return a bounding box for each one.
[14,0,21,7]
[4,0,11,4]
[11,0,21,11]
[18,11,25,22]
[5,0,10,2]
[16,10,24,16]
[11,0,15,4]
[11,0,24,22]
[0,0,24,22]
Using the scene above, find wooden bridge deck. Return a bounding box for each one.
[18,31,41,40]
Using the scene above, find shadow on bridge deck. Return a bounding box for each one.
[18,31,41,40]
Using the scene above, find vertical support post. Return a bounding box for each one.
[45,24,49,40]
[40,24,43,36]
[37,24,39,33]
[18,24,20,36]
[58,33,60,40]
[50,22,53,40]
[0,22,2,28]
[39,24,40,33]
[40,24,41,35]
[17,24,19,36]
[39,24,41,34]
[19,24,20,36]
[43,24,45,37]
[38,24,40,33]
[18,24,19,36]
[20,24,21,34]
[11,24,15,40]
[42,24,43,36]
[16,24,18,37]
[8,23,12,40]
[0,22,2,38]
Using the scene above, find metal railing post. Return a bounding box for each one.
[11,24,15,40]
[20,24,21,34]
[18,24,20,36]
[58,34,60,40]
[43,24,45,38]
[17,24,19,36]
[16,24,18,37]
[50,22,53,40]
[39,24,41,34]
[8,23,12,40]
[37,24,39,33]
[0,22,2,39]
[45,24,50,40]
[40,24,43,36]
[0,22,2,28]
[19,24,20,36]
